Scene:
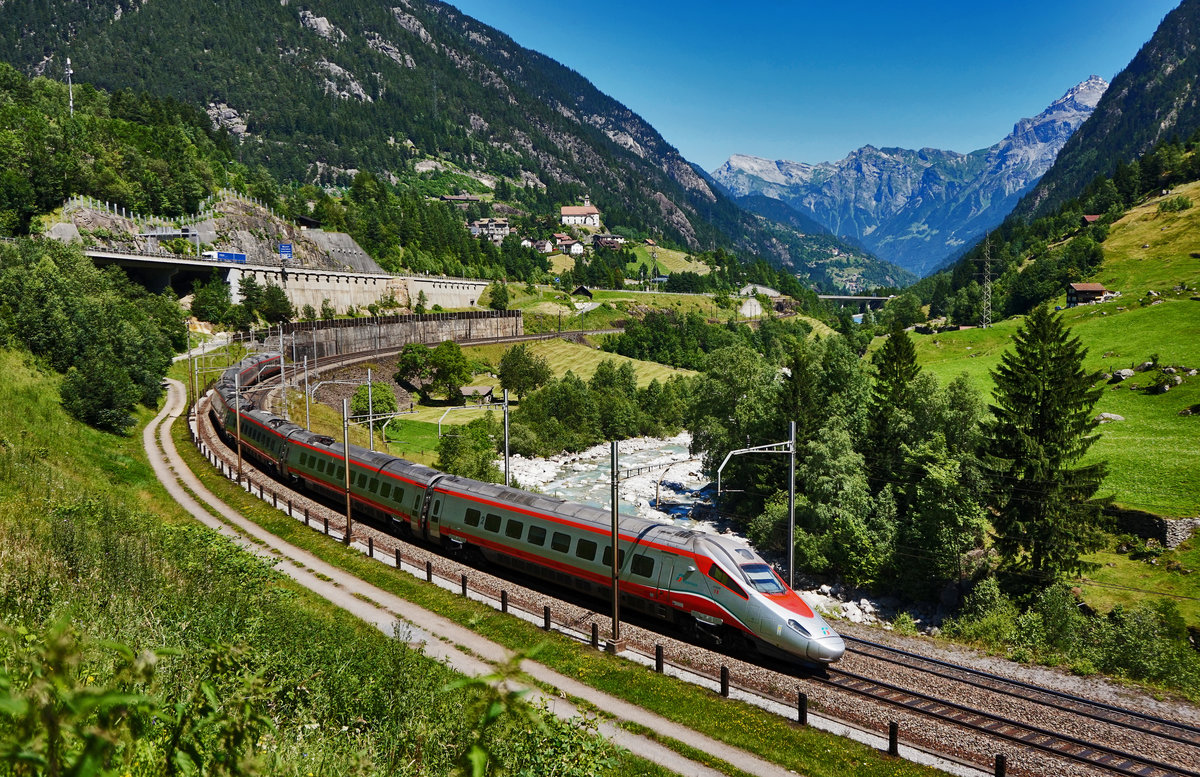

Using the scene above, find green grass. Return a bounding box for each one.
[904,299,1200,517]
[1081,535,1200,628]
[170,416,944,777]
[1095,179,1200,295]
[627,244,711,276]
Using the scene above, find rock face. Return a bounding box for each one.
[711,77,1107,276]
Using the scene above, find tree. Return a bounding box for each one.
[301,303,317,321]
[59,349,140,434]
[393,343,433,389]
[985,305,1109,588]
[237,274,263,314]
[487,281,509,311]
[414,290,428,314]
[868,323,920,486]
[428,341,473,402]
[190,271,231,323]
[436,415,503,482]
[351,382,398,419]
[320,298,336,320]
[258,282,294,324]
[497,343,551,399]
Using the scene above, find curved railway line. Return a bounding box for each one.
[189,338,1200,777]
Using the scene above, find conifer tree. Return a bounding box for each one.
[868,323,919,488]
[985,305,1109,588]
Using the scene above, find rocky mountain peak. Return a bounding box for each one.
[712,77,1104,276]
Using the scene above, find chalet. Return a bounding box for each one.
[533,239,556,254]
[294,214,321,230]
[1082,214,1102,226]
[1066,282,1109,307]
[559,239,585,256]
[460,385,494,404]
[553,233,571,243]
[519,237,534,249]
[593,235,624,250]
[469,218,510,245]
[572,286,594,299]
[593,232,626,245]
[560,195,601,228]
[644,238,657,247]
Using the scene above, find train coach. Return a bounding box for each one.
[208,351,844,664]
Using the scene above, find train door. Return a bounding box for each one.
[417,479,443,541]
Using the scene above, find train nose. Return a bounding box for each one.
[806,634,845,663]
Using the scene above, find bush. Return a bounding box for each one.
[1157,195,1192,213]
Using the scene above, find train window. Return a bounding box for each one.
[465,509,481,527]
[334,466,344,480]
[707,564,747,599]
[504,520,523,540]
[484,513,502,533]
[395,487,405,504]
[551,532,570,553]
[631,555,655,578]
[432,499,442,517]
[317,459,327,473]
[527,526,546,546]
[600,546,626,568]
[741,563,786,594]
[575,539,597,562]
[380,483,391,499]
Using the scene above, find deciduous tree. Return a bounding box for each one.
[497,343,551,400]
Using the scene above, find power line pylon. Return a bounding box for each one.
[977,237,993,329]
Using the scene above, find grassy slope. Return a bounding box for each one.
[627,244,711,276]
[890,192,1200,627]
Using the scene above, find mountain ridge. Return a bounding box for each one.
[0,0,911,291]
[712,76,1107,276]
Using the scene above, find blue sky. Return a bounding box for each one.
[445,0,1179,170]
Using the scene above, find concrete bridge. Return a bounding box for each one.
[817,294,892,312]
[83,249,493,314]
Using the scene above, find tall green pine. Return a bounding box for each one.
[985,305,1109,588]
[868,323,919,490]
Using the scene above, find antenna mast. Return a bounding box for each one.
[65,57,74,117]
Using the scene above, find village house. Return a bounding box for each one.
[519,237,533,249]
[559,239,585,256]
[592,234,624,250]
[469,218,510,245]
[553,232,572,244]
[1066,282,1110,307]
[560,195,601,228]
[533,239,556,254]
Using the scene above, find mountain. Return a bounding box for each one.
[1015,0,1200,219]
[712,77,1107,276]
[0,0,909,291]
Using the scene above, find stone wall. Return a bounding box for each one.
[1109,506,1200,549]
[259,310,522,363]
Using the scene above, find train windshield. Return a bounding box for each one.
[741,563,786,594]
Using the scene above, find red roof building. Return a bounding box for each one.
[1067,282,1109,307]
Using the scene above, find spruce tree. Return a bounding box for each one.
[985,305,1109,588]
[868,323,920,490]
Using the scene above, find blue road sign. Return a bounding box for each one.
[279,243,293,260]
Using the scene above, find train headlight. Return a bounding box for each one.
[787,619,811,638]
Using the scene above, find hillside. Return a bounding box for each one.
[1016,0,1200,218]
[713,77,1107,277]
[0,0,907,290]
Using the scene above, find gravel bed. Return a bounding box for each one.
[195,399,1198,777]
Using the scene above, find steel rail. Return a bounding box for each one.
[843,634,1200,747]
[817,666,1200,777]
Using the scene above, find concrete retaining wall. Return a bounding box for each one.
[259,310,522,363]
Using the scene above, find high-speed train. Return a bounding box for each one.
[209,351,845,663]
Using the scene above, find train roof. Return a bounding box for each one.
[437,474,706,550]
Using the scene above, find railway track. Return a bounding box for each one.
[193,348,1200,777]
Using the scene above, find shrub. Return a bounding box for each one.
[891,612,919,636]
[1157,195,1192,213]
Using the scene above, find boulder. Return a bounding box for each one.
[1110,369,1135,382]
[1136,361,1155,372]
[1163,367,1177,374]
[841,601,865,624]
[1096,413,1125,423]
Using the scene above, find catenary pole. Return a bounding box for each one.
[342,398,352,545]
